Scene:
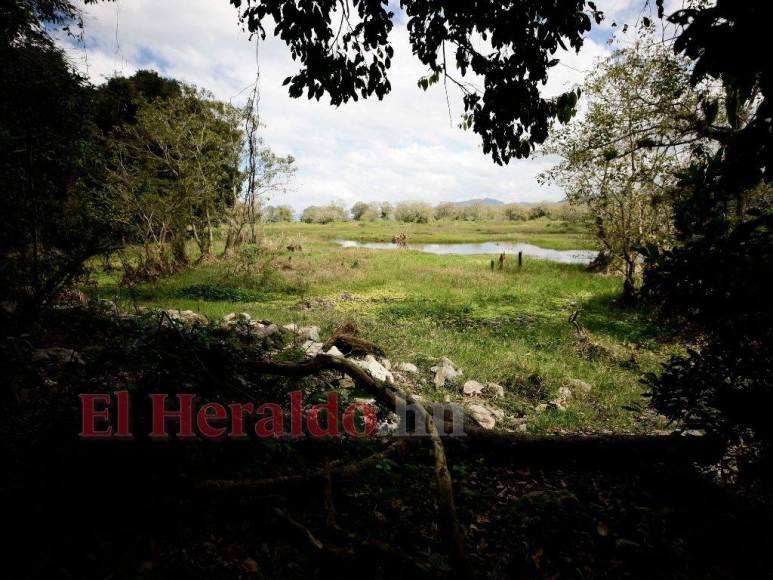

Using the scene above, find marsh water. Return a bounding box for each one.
[337,240,598,264]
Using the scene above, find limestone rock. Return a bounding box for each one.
[462,380,485,396]
[166,309,206,325]
[486,382,505,398]
[467,403,501,430]
[31,347,85,366]
[325,345,345,358]
[354,355,394,384]
[396,362,418,374]
[566,378,592,396]
[303,340,324,358]
[430,357,463,387]
[299,325,320,342]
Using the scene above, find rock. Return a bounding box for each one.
[222,312,254,328]
[283,323,299,333]
[325,345,345,358]
[299,325,320,342]
[338,376,355,389]
[303,340,324,358]
[396,362,418,374]
[256,323,280,338]
[462,380,485,396]
[354,355,394,384]
[31,347,85,366]
[535,403,548,413]
[380,358,391,370]
[430,357,463,387]
[566,378,592,396]
[547,386,573,411]
[486,382,505,398]
[681,429,706,437]
[467,403,500,429]
[166,309,206,325]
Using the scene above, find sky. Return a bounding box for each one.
[59,0,677,212]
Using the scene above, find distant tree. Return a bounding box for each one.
[502,204,527,221]
[301,203,349,224]
[394,201,433,223]
[542,40,701,302]
[350,201,371,220]
[379,202,393,220]
[264,205,294,222]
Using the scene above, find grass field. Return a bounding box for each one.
[92,219,676,434]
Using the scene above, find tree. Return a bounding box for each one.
[229,0,603,164]
[350,201,371,220]
[394,201,433,223]
[300,204,349,224]
[643,0,773,470]
[541,40,702,302]
[107,84,243,271]
[0,0,123,312]
[263,205,294,222]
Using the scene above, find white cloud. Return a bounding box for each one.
[62,0,614,211]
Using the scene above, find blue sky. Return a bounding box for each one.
[61,0,677,212]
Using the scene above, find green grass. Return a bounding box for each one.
[90,219,675,434]
[263,217,594,250]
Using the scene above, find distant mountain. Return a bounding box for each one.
[451,197,505,207]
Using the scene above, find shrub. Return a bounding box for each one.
[394,201,433,223]
[300,204,349,224]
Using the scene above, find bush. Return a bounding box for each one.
[263,205,294,222]
[394,201,433,223]
[300,204,349,224]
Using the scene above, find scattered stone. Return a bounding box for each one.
[681,429,706,437]
[354,355,394,384]
[283,323,299,333]
[380,358,391,370]
[467,403,500,429]
[430,357,463,387]
[303,340,324,358]
[513,417,529,433]
[222,312,254,328]
[338,376,355,389]
[462,380,485,396]
[31,347,85,366]
[396,362,418,374]
[486,382,505,398]
[256,323,280,338]
[166,309,207,325]
[299,325,321,342]
[325,345,345,358]
[535,403,548,413]
[547,386,573,411]
[566,378,592,396]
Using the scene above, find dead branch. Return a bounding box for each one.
[321,333,385,357]
[568,309,586,337]
[251,354,473,579]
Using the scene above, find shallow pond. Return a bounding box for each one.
[337,240,598,264]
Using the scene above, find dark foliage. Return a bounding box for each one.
[230,0,601,164]
[0,27,120,312]
[645,0,773,469]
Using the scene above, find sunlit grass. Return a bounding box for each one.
[88,220,674,434]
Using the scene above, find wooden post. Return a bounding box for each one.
[490,259,495,271]
[518,251,523,268]
[498,252,505,270]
